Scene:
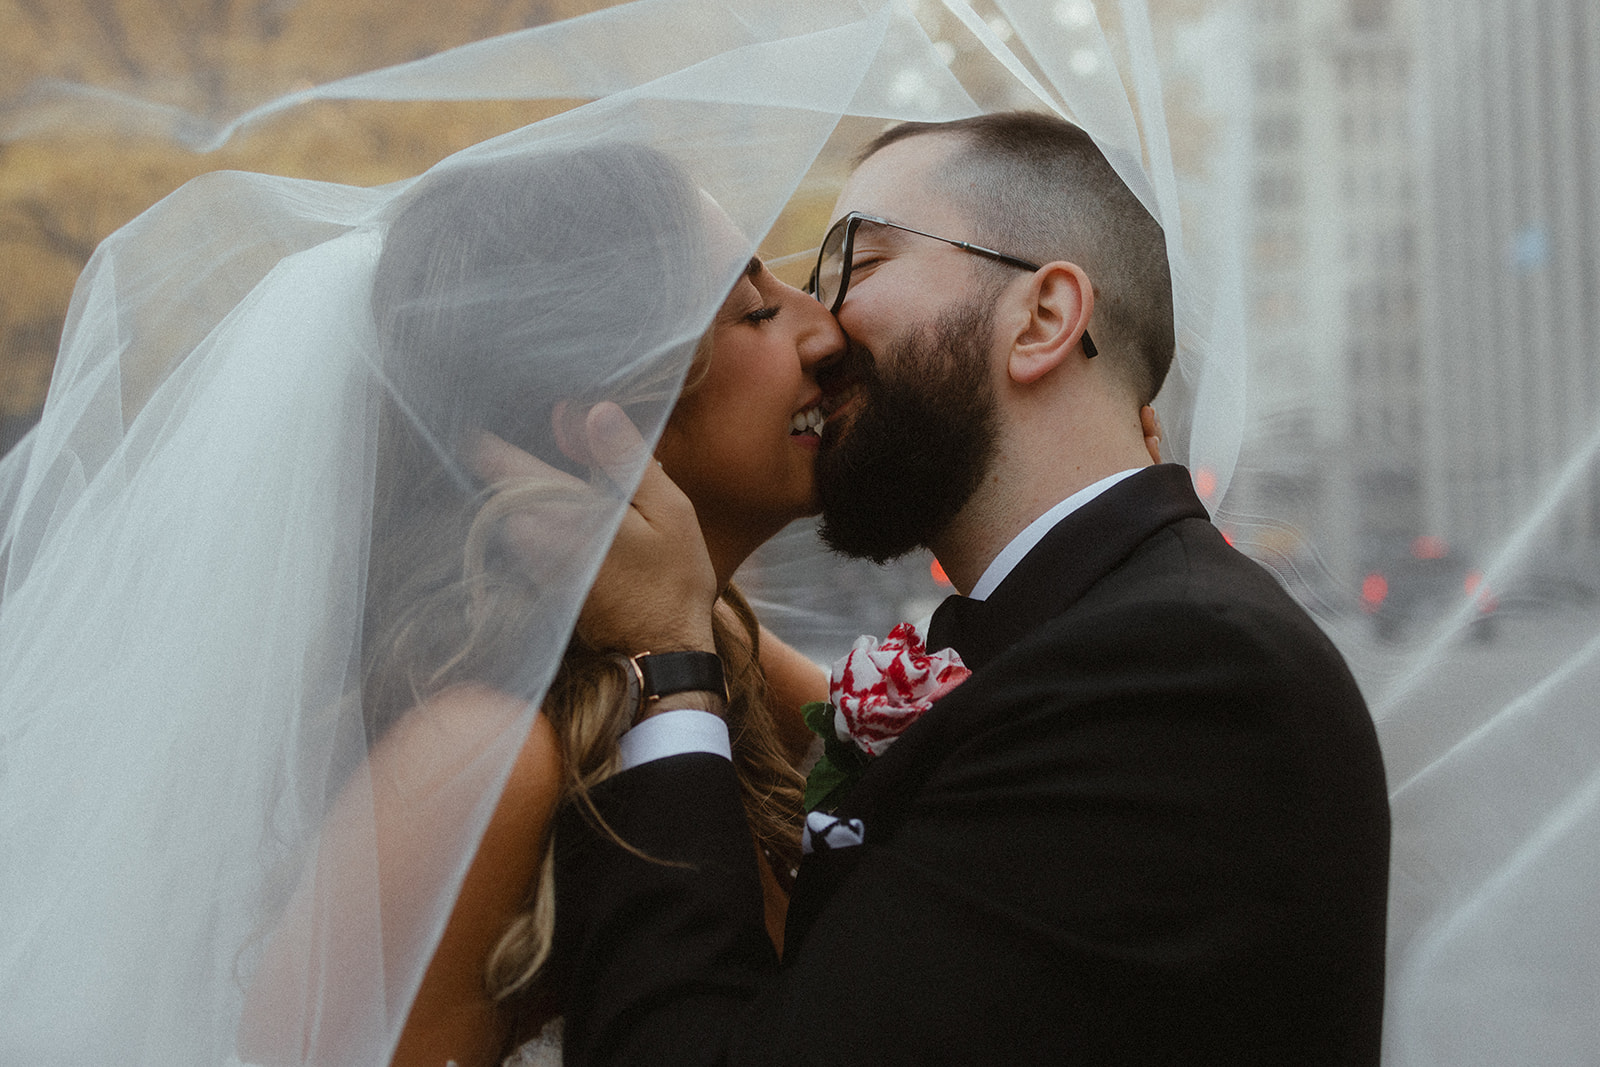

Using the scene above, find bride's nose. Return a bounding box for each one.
[789,282,847,372]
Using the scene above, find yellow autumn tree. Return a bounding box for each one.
[0,0,612,427]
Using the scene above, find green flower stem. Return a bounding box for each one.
[800,701,871,813]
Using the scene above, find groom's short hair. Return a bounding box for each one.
[858,111,1174,405]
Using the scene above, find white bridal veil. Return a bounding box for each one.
[1,1,1596,1064]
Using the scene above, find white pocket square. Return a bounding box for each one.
[802,810,865,855]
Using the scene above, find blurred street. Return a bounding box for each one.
[1325,602,1600,1066]
[1327,602,1600,789]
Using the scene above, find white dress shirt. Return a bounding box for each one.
[967,468,1142,600]
[616,705,733,770]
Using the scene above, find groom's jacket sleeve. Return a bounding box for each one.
[550,752,778,1066]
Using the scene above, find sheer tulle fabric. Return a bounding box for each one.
[1,1,1596,1065]
[0,6,969,1064]
[0,150,711,1063]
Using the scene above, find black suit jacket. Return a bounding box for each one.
[552,465,1390,1065]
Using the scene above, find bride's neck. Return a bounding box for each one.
[699,517,775,593]
[706,534,751,593]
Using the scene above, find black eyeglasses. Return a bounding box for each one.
[806,211,1097,357]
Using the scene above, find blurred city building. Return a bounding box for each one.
[1205,0,1597,625]
[1413,0,1600,592]
[1191,0,1428,618]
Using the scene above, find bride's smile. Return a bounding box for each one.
[653,255,846,584]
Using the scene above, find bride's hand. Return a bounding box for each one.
[473,403,717,658]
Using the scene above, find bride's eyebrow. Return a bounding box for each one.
[722,257,762,300]
[716,257,768,321]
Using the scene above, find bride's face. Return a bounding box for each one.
[655,257,845,547]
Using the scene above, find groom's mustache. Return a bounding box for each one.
[817,337,875,447]
[820,337,876,400]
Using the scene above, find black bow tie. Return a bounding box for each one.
[926,593,991,668]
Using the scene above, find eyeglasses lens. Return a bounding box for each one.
[815,218,849,311]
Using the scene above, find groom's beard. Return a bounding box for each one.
[816,300,999,564]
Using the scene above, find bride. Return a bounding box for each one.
[2,96,824,1055]
[0,121,863,1063]
[234,143,846,1064]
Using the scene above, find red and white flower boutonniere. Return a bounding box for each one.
[802,622,970,812]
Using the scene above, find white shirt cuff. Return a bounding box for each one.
[616,708,732,771]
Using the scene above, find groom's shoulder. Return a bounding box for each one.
[1018,516,1364,711]
[1063,463,1297,614]
[1103,507,1324,631]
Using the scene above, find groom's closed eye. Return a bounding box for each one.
[840,248,898,299]
[846,249,889,282]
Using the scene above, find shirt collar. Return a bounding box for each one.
[966,468,1144,601]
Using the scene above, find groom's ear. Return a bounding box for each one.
[1006,261,1095,386]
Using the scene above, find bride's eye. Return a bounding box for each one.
[745,305,781,324]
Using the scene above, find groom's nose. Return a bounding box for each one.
[794,290,847,373]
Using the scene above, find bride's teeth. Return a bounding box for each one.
[792,407,826,434]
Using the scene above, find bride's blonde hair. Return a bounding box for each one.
[365,457,801,1035]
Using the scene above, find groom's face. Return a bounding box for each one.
[814,133,1004,561]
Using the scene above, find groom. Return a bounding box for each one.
[553,112,1390,1064]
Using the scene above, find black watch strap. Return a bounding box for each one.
[632,650,727,706]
